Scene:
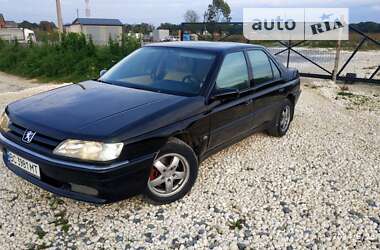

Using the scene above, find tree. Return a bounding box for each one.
[125,23,154,34]
[39,21,57,32]
[158,23,181,35]
[204,0,231,23]
[184,10,199,23]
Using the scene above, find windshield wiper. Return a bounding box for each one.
[96,79,112,84]
[73,82,86,90]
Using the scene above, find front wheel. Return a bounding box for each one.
[144,138,198,204]
[267,99,293,137]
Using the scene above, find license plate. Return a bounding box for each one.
[8,151,41,178]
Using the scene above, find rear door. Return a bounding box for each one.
[207,51,253,149]
[246,49,284,128]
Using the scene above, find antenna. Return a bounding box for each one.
[85,0,91,17]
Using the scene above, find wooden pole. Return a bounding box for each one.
[333,38,341,83]
[333,15,344,84]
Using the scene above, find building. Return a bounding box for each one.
[0,14,18,28]
[68,18,123,45]
[0,14,5,28]
[0,28,36,43]
[5,21,18,28]
[152,29,170,42]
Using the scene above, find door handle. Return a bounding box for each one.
[278,88,285,93]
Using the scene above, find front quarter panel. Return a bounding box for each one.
[121,109,211,160]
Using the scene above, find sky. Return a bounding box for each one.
[0,0,379,26]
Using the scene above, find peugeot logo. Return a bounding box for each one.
[22,130,36,144]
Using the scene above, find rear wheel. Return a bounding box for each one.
[267,99,293,137]
[144,138,198,204]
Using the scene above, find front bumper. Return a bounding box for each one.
[0,133,155,204]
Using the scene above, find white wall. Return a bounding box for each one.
[0,28,24,42]
[82,25,122,45]
[68,24,122,45]
[68,24,82,33]
[153,29,170,42]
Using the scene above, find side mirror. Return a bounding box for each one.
[211,88,240,101]
[99,69,107,77]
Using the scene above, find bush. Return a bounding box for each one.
[0,33,140,82]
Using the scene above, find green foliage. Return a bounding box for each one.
[0,33,140,83]
[204,0,232,23]
[35,31,60,43]
[228,218,245,230]
[125,23,154,34]
[158,23,181,35]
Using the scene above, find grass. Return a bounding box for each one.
[47,195,71,234]
[337,91,354,97]
[337,90,373,107]
[0,33,140,83]
[52,210,71,233]
[35,226,47,239]
[228,218,245,230]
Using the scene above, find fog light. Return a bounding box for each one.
[70,183,99,196]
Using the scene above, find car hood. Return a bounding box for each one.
[8,81,204,141]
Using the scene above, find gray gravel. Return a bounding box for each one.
[0,73,379,249]
[0,72,52,93]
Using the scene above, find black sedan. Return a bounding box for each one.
[0,42,301,204]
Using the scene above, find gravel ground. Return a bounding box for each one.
[0,72,379,249]
[0,72,53,93]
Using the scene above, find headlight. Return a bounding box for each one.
[53,140,124,162]
[0,111,10,132]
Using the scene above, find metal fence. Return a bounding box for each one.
[181,23,380,84]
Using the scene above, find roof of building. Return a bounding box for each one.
[5,21,18,28]
[72,18,123,26]
[145,41,264,53]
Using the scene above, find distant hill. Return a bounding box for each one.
[350,22,380,33]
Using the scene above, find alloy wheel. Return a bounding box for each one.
[280,105,291,132]
[148,153,190,197]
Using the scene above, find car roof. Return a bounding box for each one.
[145,41,264,53]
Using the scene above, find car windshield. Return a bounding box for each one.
[100,46,217,96]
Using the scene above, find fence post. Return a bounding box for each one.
[333,15,345,84]
[333,38,341,84]
[286,40,291,68]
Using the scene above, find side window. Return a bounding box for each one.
[215,52,249,91]
[270,59,281,79]
[247,50,273,85]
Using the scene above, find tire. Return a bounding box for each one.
[144,138,198,205]
[267,99,293,137]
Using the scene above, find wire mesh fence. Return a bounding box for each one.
[180,22,380,83]
[267,46,336,76]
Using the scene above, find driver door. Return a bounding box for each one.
[208,51,253,149]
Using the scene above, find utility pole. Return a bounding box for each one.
[55,0,64,33]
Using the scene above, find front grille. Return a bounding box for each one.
[6,122,61,154]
